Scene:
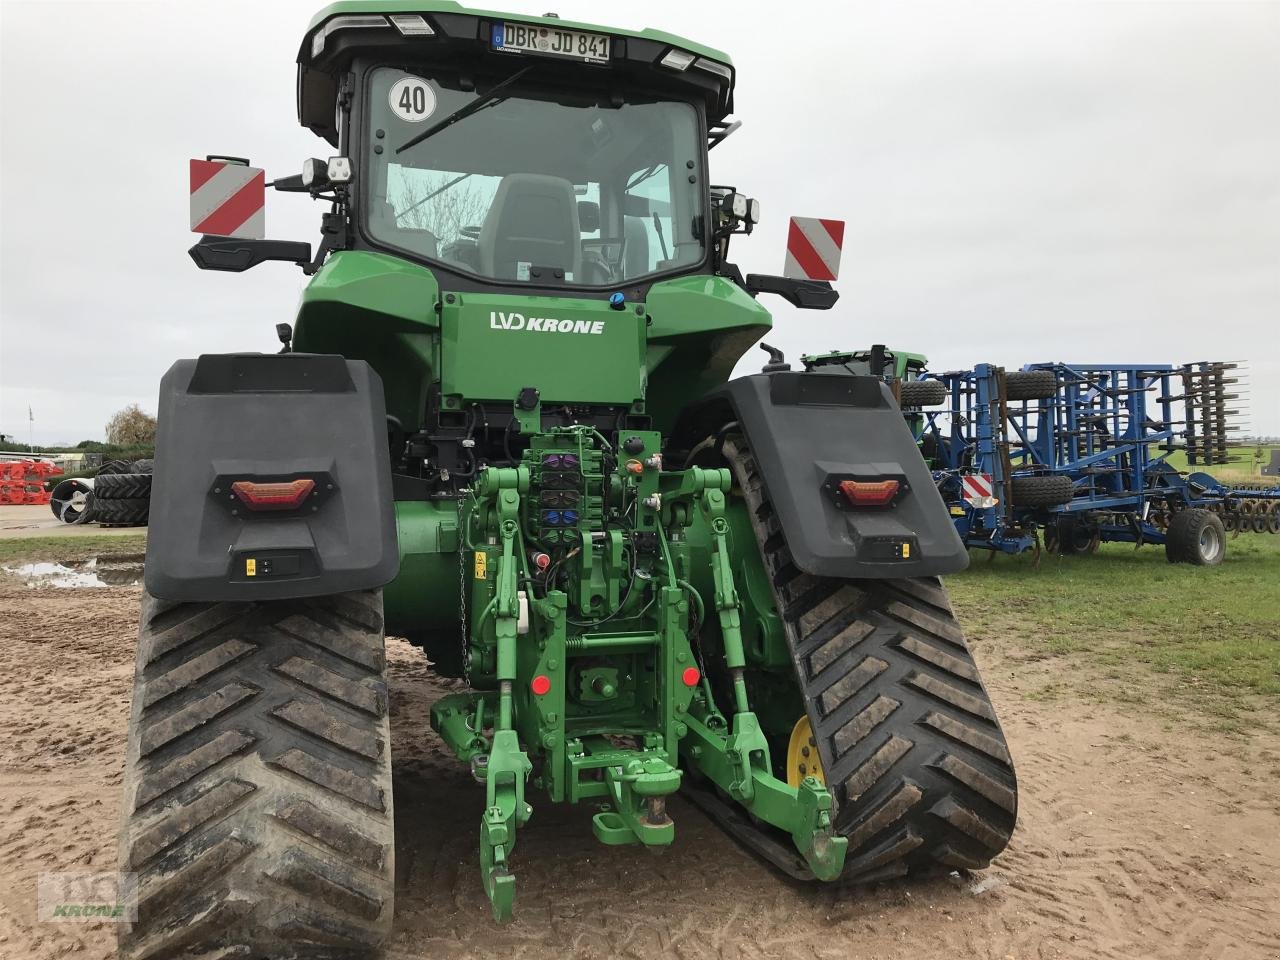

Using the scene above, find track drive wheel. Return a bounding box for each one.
[117,591,395,959]
[720,437,1017,884]
[785,716,825,788]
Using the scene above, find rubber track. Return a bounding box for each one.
[116,591,394,959]
[723,439,1017,883]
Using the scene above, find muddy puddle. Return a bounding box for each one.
[3,556,145,588]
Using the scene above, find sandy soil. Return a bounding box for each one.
[1,581,1278,960]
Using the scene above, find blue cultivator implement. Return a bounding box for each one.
[918,362,1280,564]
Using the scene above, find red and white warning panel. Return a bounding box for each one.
[189,159,265,239]
[783,216,845,282]
[962,473,995,506]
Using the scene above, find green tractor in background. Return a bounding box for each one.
[117,3,1015,955]
[800,345,943,438]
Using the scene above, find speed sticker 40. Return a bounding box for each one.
[388,77,436,123]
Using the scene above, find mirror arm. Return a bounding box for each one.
[270,174,310,193]
[743,274,839,310]
[188,235,313,273]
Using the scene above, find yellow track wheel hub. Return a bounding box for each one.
[785,715,825,788]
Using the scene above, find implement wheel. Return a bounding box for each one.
[1165,508,1225,565]
[711,438,1017,884]
[1009,475,1074,508]
[1053,516,1097,554]
[898,380,947,408]
[1004,370,1057,401]
[117,591,394,959]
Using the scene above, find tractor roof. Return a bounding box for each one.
[298,1,736,145]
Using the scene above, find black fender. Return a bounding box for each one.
[145,353,398,601]
[674,372,968,579]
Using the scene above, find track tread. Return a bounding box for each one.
[928,753,1017,813]
[275,615,382,671]
[137,833,255,921]
[143,640,255,707]
[274,655,386,717]
[830,695,901,759]
[134,730,257,810]
[904,670,997,721]
[271,699,385,760]
[145,603,251,664]
[267,847,386,921]
[895,634,981,682]
[267,746,387,812]
[269,797,388,871]
[129,777,257,867]
[721,438,1017,884]
[117,592,393,960]
[816,655,888,715]
[139,683,259,756]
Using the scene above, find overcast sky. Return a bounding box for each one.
[1,0,1277,443]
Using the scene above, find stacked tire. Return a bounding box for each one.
[1009,474,1075,508]
[94,459,153,527]
[1003,370,1057,401]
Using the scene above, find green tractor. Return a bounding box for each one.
[118,3,1016,955]
[799,346,944,438]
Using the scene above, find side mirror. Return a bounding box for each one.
[272,173,309,193]
[276,323,294,353]
[189,235,312,273]
[744,273,839,310]
[577,200,601,232]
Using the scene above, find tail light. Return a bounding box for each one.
[231,478,316,511]
[837,479,901,508]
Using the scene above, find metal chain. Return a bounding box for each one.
[457,489,470,682]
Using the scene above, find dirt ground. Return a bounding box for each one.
[1,580,1278,960]
[0,504,142,540]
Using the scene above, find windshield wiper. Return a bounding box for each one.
[395,66,534,155]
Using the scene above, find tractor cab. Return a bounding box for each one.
[295,3,746,295]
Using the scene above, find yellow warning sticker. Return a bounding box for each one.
[901,543,911,559]
[949,505,966,517]
[245,558,257,577]
[474,552,487,580]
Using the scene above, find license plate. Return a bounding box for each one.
[491,22,610,63]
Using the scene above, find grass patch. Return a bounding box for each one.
[0,534,147,564]
[946,534,1280,711]
[1162,446,1278,483]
